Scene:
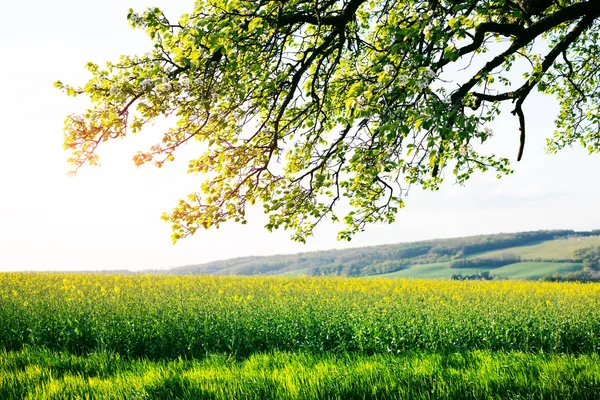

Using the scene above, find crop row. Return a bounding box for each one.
[1,274,599,358]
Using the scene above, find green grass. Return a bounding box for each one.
[469,236,600,260]
[492,262,584,279]
[274,268,309,277]
[378,262,480,278]
[380,261,585,279]
[3,274,600,398]
[2,348,600,400]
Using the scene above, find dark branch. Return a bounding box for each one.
[276,0,367,27]
[437,1,599,74]
[515,105,526,161]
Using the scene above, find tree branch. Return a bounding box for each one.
[276,0,367,27]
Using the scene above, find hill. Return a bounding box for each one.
[157,230,600,279]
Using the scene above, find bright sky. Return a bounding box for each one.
[1,0,599,271]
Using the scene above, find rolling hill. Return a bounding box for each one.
[156,230,600,280]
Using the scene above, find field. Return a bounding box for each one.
[380,261,584,279]
[377,236,600,279]
[1,273,600,399]
[166,232,600,278]
[468,236,600,260]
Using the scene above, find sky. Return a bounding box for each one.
[0,0,599,271]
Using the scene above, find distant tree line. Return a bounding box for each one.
[574,246,600,271]
[449,253,520,269]
[522,257,581,263]
[450,271,496,281]
[541,270,600,283]
[163,230,600,277]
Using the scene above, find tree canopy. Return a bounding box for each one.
[57,0,600,242]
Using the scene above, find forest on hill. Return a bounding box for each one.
[160,230,600,278]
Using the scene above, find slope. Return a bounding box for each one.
[158,230,600,279]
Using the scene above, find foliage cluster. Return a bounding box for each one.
[574,246,600,271]
[541,269,600,283]
[450,271,496,281]
[2,274,600,359]
[57,0,600,242]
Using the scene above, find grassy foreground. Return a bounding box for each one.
[2,274,600,398]
[2,348,600,399]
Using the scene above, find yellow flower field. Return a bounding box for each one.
[1,273,599,357]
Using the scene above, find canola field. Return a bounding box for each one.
[1,273,600,399]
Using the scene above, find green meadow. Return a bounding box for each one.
[2,274,600,398]
[2,348,600,399]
